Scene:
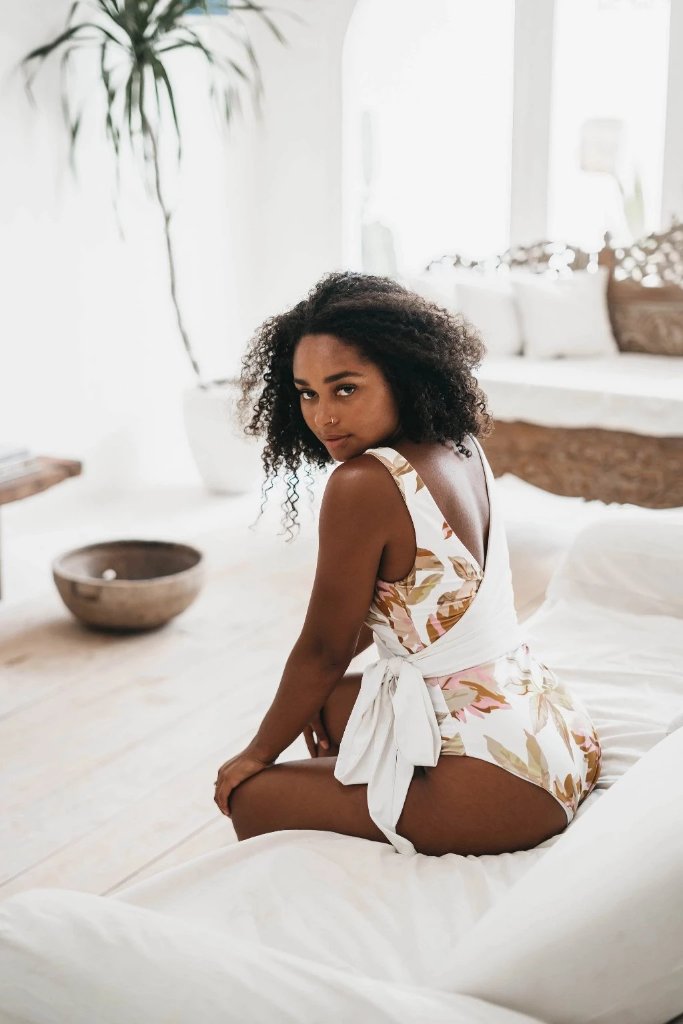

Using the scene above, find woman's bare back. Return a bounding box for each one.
[374,436,490,585]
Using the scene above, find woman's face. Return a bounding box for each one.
[292,333,402,461]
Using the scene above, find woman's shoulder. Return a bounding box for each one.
[327,450,400,486]
[324,451,409,509]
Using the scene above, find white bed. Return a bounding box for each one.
[1,512,682,1024]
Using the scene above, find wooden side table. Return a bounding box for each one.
[0,456,83,600]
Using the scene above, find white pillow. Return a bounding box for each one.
[0,889,545,1024]
[511,265,619,358]
[440,724,683,1024]
[398,269,459,312]
[453,270,523,357]
[545,514,683,618]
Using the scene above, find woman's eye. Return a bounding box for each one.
[298,385,356,401]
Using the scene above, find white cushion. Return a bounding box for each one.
[511,266,620,358]
[401,267,524,357]
[398,268,459,312]
[545,515,683,618]
[439,724,683,1024]
[0,889,545,1024]
[453,270,523,356]
[475,352,683,437]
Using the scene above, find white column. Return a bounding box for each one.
[509,0,556,246]
[661,0,683,227]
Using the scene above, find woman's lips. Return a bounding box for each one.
[324,435,349,448]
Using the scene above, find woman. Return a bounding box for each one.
[213,271,602,856]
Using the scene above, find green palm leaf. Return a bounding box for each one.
[18,0,299,386]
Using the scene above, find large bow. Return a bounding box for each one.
[334,655,459,855]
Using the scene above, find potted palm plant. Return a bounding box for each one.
[20,0,301,493]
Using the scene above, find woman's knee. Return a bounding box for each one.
[228,773,269,841]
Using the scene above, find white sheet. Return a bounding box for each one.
[0,888,546,1024]
[476,352,683,437]
[1,513,682,1023]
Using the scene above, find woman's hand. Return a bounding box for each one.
[303,710,333,758]
[213,745,273,818]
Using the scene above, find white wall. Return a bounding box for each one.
[0,0,355,487]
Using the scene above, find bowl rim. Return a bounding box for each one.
[51,539,204,587]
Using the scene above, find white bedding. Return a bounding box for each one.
[476,352,683,437]
[1,514,682,1023]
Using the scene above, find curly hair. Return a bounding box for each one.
[236,269,493,541]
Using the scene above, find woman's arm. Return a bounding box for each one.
[352,622,375,659]
[247,457,392,764]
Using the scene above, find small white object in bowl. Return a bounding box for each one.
[101,569,118,581]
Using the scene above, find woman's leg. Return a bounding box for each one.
[228,671,567,854]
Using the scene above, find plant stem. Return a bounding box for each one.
[144,116,206,388]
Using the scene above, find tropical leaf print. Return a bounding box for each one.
[525,729,551,790]
[442,520,453,540]
[449,556,482,582]
[538,664,574,711]
[528,692,550,732]
[485,735,533,783]
[553,771,578,817]
[406,572,443,607]
[501,650,541,697]
[572,726,602,792]
[415,548,444,572]
[372,579,423,652]
[441,730,466,756]
[440,678,511,722]
[425,583,481,643]
[546,698,575,758]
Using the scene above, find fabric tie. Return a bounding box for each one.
[334,654,459,856]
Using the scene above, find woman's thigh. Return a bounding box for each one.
[229,754,392,846]
[228,751,563,855]
[399,755,568,855]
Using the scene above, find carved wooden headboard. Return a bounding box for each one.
[426,220,683,356]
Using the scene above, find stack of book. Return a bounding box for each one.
[0,445,43,485]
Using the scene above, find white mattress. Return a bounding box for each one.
[476,352,683,437]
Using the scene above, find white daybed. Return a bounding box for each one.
[0,509,682,1024]
[424,223,683,509]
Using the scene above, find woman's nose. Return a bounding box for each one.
[314,404,333,427]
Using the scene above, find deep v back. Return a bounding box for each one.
[389,437,490,575]
[362,434,492,654]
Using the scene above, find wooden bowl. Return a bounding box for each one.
[52,539,205,631]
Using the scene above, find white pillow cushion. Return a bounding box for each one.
[0,889,546,1024]
[545,514,683,618]
[511,265,620,358]
[398,269,459,312]
[453,270,523,356]
[439,724,683,1024]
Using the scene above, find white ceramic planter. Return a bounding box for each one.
[183,380,263,495]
